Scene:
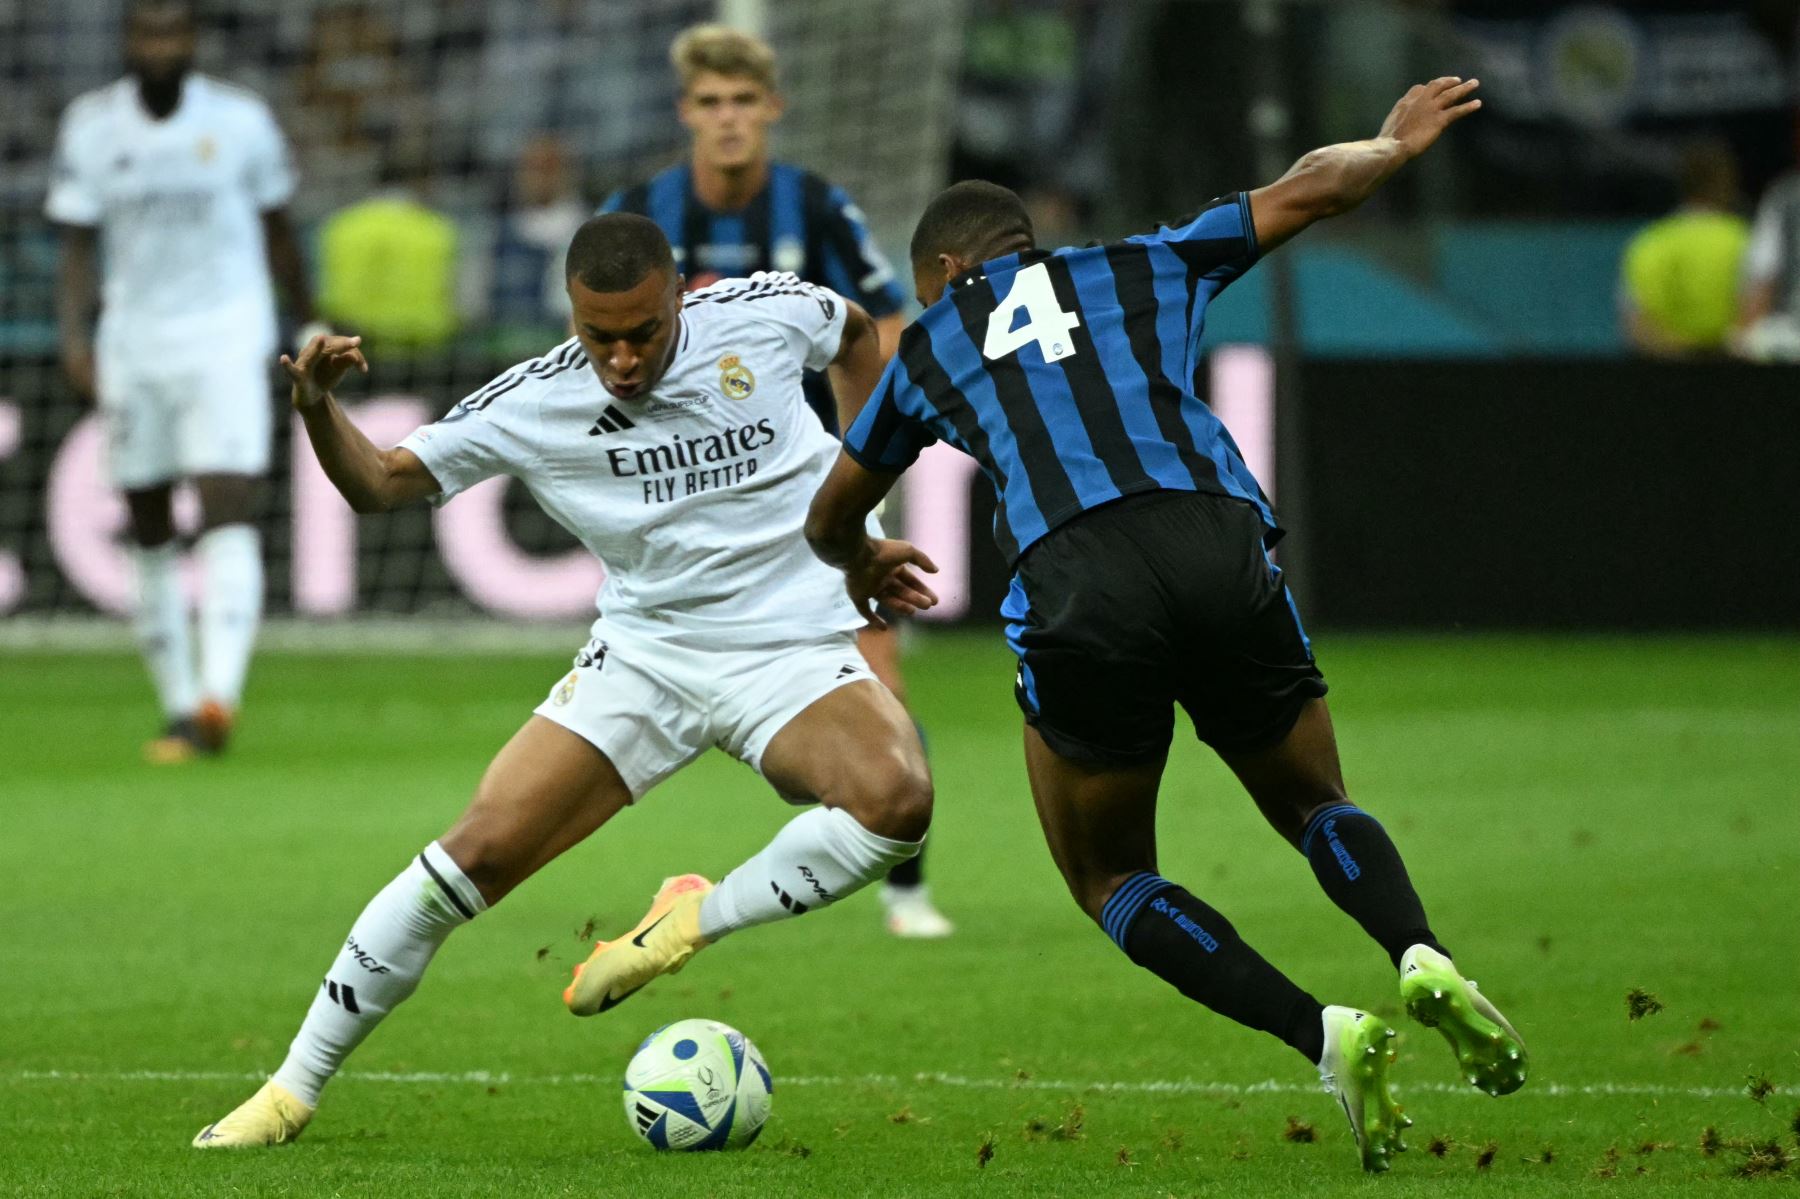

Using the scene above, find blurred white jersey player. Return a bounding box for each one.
[192,217,939,1148]
[46,1,319,762]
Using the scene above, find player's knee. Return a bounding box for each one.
[436,826,526,908]
[841,755,933,843]
[1065,867,1139,926]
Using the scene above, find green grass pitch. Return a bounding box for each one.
[4,630,1797,1197]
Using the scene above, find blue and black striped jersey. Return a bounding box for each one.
[600,161,904,317]
[842,192,1274,564]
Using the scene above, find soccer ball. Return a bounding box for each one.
[623,1018,773,1150]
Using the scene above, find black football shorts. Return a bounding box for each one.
[1002,489,1327,767]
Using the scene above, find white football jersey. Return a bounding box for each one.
[400,273,867,648]
[45,74,295,356]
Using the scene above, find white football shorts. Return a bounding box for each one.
[533,627,878,799]
[96,344,274,489]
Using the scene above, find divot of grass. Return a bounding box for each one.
[1281,1116,1316,1144]
[1051,1103,1085,1142]
[1625,988,1664,1021]
[976,1133,996,1169]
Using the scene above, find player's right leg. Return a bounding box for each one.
[193,716,633,1147]
[123,484,204,763]
[104,360,202,761]
[1020,726,1408,1172]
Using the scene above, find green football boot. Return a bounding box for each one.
[1399,944,1528,1096]
[1318,1005,1410,1172]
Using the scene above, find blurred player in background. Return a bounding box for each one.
[193,217,936,1148]
[808,79,1526,1174]
[47,0,321,762]
[601,24,951,938]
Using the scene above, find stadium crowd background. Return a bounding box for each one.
[2,0,1798,628]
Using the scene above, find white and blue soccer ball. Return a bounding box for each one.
[623,1018,773,1150]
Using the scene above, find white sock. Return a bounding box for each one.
[131,543,198,720]
[196,524,263,706]
[271,842,486,1106]
[699,807,922,941]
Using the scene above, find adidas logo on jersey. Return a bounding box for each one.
[588,405,637,436]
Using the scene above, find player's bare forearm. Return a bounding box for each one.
[1250,77,1481,251]
[283,334,438,513]
[807,454,938,626]
[827,301,885,433]
[806,452,892,568]
[54,224,99,400]
[262,209,317,324]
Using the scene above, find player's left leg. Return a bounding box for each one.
[190,472,264,753]
[1218,698,1527,1096]
[563,640,929,1016]
[694,636,933,944]
[858,622,953,938]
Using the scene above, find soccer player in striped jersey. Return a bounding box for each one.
[602,23,950,938]
[807,78,1526,1173]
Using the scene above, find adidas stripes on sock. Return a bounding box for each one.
[196,524,263,706]
[271,843,485,1106]
[1102,872,1326,1063]
[698,806,921,941]
[1301,803,1448,969]
[131,543,198,720]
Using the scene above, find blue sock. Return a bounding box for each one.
[1101,872,1324,1063]
[1301,803,1446,969]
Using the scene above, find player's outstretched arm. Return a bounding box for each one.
[281,334,441,514]
[1249,77,1481,252]
[805,454,939,629]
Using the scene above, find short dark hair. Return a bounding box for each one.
[909,180,1035,270]
[565,213,676,293]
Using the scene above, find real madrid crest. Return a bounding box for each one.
[553,671,578,706]
[197,136,217,163]
[718,354,756,401]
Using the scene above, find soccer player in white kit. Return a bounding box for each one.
[47,1,320,762]
[192,214,940,1147]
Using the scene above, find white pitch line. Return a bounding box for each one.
[9,1069,1791,1101]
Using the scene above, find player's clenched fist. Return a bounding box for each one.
[280,333,368,409]
[1379,76,1482,160]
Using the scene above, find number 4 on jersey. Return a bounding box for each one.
[982,262,1081,364]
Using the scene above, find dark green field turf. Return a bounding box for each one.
[4,631,1797,1197]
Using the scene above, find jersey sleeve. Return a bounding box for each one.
[735,272,850,370]
[842,351,937,473]
[242,100,297,210]
[1125,191,1260,292]
[815,185,906,317]
[396,374,544,504]
[44,106,102,226]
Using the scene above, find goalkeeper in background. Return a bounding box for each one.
[47,0,321,762]
[600,24,952,939]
